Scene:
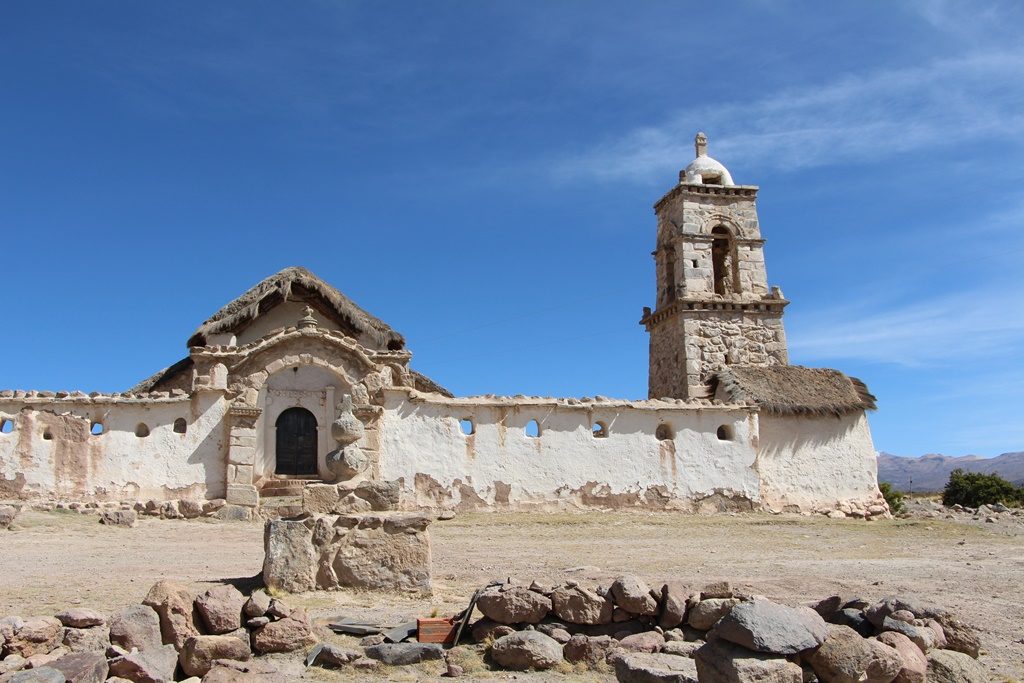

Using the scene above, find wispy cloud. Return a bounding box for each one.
[788,281,1024,366]
[553,51,1024,183]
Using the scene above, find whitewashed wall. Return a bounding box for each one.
[755,412,883,512]
[0,395,227,501]
[377,390,762,510]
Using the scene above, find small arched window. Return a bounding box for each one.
[592,422,608,438]
[525,419,541,438]
[135,423,150,438]
[662,246,676,306]
[656,424,674,441]
[90,422,104,436]
[173,418,187,434]
[0,418,14,434]
[716,425,733,441]
[42,428,53,440]
[459,418,475,436]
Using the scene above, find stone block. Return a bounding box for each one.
[263,513,432,595]
[302,484,340,515]
[225,484,258,507]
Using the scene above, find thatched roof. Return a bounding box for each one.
[411,370,454,398]
[713,365,876,417]
[188,266,405,350]
[129,357,194,393]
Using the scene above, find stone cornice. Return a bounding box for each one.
[383,386,744,411]
[654,183,759,212]
[0,390,191,405]
[640,296,789,329]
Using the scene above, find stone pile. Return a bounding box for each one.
[0,581,315,682]
[904,498,1024,527]
[19,499,252,524]
[456,576,988,682]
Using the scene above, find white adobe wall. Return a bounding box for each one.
[0,394,227,502]
[377,390,762,511]
[755,412,883,513]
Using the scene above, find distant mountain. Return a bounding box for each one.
[878,451,1024,492]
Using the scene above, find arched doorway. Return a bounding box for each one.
[275,407,318,476]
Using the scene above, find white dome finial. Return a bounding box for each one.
[682,130,734,186]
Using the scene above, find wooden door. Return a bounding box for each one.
[275,407,318,475]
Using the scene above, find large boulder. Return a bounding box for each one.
[194,586,245,635]
[931,616,980,658]
[550,585,613,625]
[618,631,665,653]
[470,618,515,643]
[563,634,615,666]
[489,631,563,671]
[50,651,108,683]
[352,480,401,511]
[201,659,285,683]
[806,625,902,683]
[242,591,271,620]
[107,605,162,653]
[262,520,317,593]
[687,598,739,631]
[610,575,659,616]
[476,587,552,625]
[4,668,65,683]
[5,617,63,658]
[881,617,934,653]
[925,649,989,683]
[876,631,927,683]
[178,634,251,677]
[54,610,105,629]
[61,626,110,653]
[715,599,827,654]
[107,643,178,683]
[611,652,699,683]
[0,504,18,529]
[694,637,802,683]
[99,510,137,528]
[250,618,316,654]
[659,585,689,630]
[363,643,444,665]
[142,580,200,650]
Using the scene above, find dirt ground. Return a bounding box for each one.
[1,509,1021,681]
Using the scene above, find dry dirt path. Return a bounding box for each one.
[1,510,1021,680]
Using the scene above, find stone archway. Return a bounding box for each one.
[274,407,318,476]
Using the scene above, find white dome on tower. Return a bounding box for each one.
[682,132,734,186]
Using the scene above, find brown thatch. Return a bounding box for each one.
[713,365,876,417]
[188,266,405,350]
[129,357,194,393]
[411,370,454,398]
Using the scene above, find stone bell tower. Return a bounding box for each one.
[641,132,789,399]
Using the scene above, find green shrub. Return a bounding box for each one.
[878,481,905,515]
[942,468,1024,508]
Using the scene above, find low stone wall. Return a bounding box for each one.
[262,512,432,595]
[464,576,986,682]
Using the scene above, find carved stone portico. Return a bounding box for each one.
[225,405,261,506]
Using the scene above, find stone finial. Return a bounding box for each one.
[298,305,318,329]
[695,131,708,158]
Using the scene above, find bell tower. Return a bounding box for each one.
[641,132,789,399]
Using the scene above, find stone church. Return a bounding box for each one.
[0,134,887,518]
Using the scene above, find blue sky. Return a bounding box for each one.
[2,1,1022,457]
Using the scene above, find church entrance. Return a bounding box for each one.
[275,407,318,476]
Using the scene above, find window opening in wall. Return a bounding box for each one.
[691,259,698,268]
[0,419,13,434]
[42,428,53,440]
[525,419,541,438]
[663,246,676,305]
[656,424,674,441]
[716,425,733,441]
[459,418,475,436]
[173,418,187,434]
[135,423,150,438]
[711,226,735,296]
[90,422,104,436]
[592,421,608,438]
